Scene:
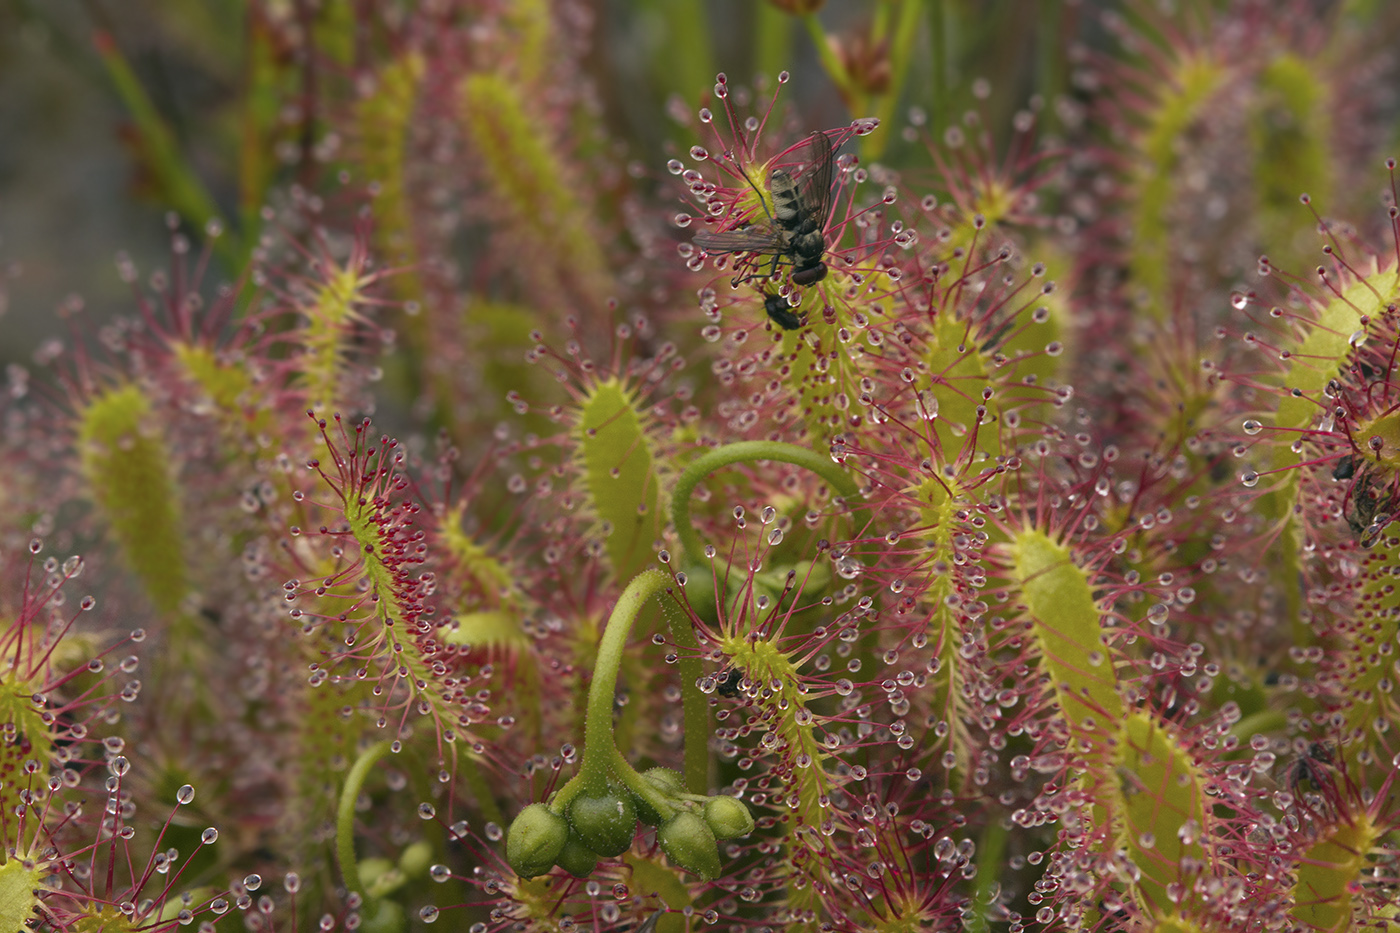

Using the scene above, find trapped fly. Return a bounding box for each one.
[694,130,838,289]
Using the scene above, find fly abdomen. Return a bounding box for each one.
[770,171,803,224]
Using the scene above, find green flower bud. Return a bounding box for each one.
[568,789,638,857]
[505,803,569,878]
[554,830,600,878]
[397,839,433,878]
[658,811,721,880]
[633,767,686,825]
[643,767,686,795]
[703,795,754,839]
[357,898,407,933]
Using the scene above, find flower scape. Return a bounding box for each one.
[5,3,1400,932]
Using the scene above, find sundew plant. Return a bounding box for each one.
[7,2,1400,932]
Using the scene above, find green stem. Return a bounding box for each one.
[548,570,677,821]
[337,740,392,898]
[670,441,866,565]
[668,441,865,796]
[662,598,709,795]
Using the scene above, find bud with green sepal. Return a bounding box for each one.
[567,783,639,857]
[504,803,569,879]
[702,795,754,839]
[634,767,686,825]
[658,811,722,881]
[553,830,600,878]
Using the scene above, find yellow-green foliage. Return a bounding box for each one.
[1013,530,1209,917]
[621,853,693,933]
[358,53,425,301]
[289,676,361,869]
[722,633,831,931]
[458,72,610,312]
[780,279,875,440]
[502,0,552,87]
[173,342,272,447]
[1013,529,1120,739]
[1262,268,1400,645]
[575,379,663,582]
[1251,54,1332,272]
[0,859,44,933]
[1333,527,1400,754]
[1115,713,1208,913]
[1292,812,1384,932]
[924,311,1002,464]
[0,681,51,834]
[1129,54,1227,318]
[78,384,187,615]
[467,300,550,430]
[301,261,372,413]
[913,474,972,782]
[437,504,523,612]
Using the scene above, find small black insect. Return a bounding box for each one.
[763,291,804,330]
[1344,467,1394,541]
[1282,741,1334,798]
[715,667,743,698]
[693,130,837,289]
[1332,455,1355,481]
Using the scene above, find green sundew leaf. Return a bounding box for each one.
[441,610,541,741]
[576,379,663,582]
[1000,245,1069,392]
[358,52,426,300]
[470,301,553,432]
[1292,812,1382,932]
[620,854,691,933]
[300,262,370,413]
[1334,531,1400,755]
[1251,54,1332,274]
[457,72,610,312]
[1013,529,1121,737]
[1273,271,1399,433]
[1150,917,1208,933]
[923,311,1000,465]
[436,509,521,611]
[965,820,1008,933]
[1260,269,1400,645]
[0,860,42,933]
[0,677,52,820]
[914,475,974,786]
[78,384,187,616]
[1115,713,1208,915]
[1129,54,1226,320]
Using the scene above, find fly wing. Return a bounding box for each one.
[693,224,783,256]
[795,130,835,230]
[634,911,664,933]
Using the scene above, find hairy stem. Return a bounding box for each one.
[337,740,392,898]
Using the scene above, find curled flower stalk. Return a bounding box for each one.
[505,569,753,883]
